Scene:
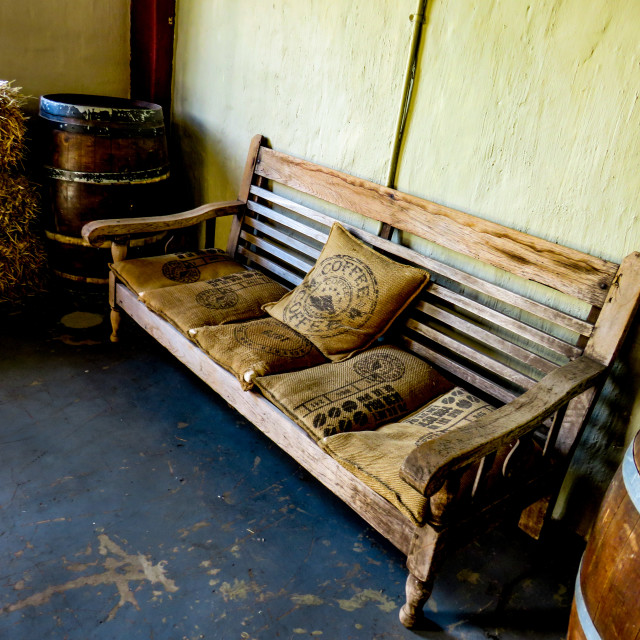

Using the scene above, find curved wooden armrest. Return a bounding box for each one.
[81,200,245,246]
[400,355,607,497]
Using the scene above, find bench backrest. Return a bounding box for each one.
[225,135,640,459]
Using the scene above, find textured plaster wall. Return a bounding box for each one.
[398,0,640,525]
[0,0,130,111]
[171,0,416,242]
[172,0,640,528]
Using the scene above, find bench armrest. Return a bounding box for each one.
[400,355,607,497]
[81,200,245,246]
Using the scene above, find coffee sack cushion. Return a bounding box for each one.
[319,387,496,524]
[111,248,247,294]
[192,317,326,390]
[264,223,429,361]
[140,270,288,336]
[253,345,453,441]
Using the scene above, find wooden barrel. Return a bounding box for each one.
[39,94,170,285]
[568,430,640,639]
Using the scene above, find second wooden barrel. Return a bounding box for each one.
[568,430,640,639]
[39,94,170,285]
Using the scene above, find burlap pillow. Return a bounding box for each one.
[254,345,453,441]
[139,270,288,336]
[319,387,496,524]
[264,223,429,361]
[192,317,326,390]
[111,248,247,294]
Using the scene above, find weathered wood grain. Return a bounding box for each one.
[82,200,245,246]
[585,252,640,366]
[255,147,618,306]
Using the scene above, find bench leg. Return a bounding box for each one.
[108,271,121,342]
[108,240,128,343]
[399,572,435,628]
[400,524,446,628]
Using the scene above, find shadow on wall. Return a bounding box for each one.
[168,116,235,249]
[170,116,234,208]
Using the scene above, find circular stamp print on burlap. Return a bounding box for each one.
[195,286,239,309]
[353,351,406,383]
[162,260,200,283]
[283,255,379,336]
[233,321,313,358]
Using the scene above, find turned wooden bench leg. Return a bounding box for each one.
[109,239,129,343]
[400,524,446,628]
[399,571,436,628]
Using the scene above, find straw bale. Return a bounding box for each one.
[0,172,49,304]
[0,81,28,172]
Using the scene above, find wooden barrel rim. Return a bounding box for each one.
[53,269,109,285]
[40,94,164,125]
[573,558,601,640]
[623,431,640,513]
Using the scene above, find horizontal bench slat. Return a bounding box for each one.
[243,216,322,260]
[405,319,539,391]
[239,229,315,273]
[428,284,581,359]
[400,337,517,405]
[236,245,303,287]
[256,147,618,307]
[246,199,330,244]
[414,301,559,375]
[250,184,338,230]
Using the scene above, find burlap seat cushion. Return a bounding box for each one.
[111,248,247,294]
[319,387,496,524]
[140,270,288,336]
[192,317,326,390]
[264,223,429,362]
[254,345,453,441]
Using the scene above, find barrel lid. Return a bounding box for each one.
[40,94,164,124]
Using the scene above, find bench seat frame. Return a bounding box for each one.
[82,135,640,627]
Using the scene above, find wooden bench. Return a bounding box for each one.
[82,134,640,628]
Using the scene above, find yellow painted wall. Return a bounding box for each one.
[172,0,640,528]
[172,0,416,241]
[0,0,130,111]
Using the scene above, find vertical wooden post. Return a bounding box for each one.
[109,239,129,343]
[130,0,176,118]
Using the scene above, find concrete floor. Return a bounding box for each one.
[0,290,584,640]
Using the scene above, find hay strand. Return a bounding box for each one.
[0,84,50,304]
[0,81,28,172]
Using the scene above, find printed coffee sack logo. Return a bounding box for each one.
[352,351,406,383]
[195,272,275,310]
[283,254,379,337]
[161,250,228,283]
[233,321,314,358]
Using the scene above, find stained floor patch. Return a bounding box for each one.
[2,534,178,622]
[60,311,104,329]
